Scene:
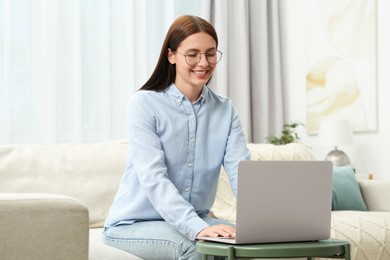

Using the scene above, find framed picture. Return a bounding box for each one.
[305,0,378,133]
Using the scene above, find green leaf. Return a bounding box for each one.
[265,121,305,145]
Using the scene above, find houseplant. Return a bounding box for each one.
[265,121,305,145]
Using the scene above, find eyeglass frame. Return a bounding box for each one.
[173,50,223,66]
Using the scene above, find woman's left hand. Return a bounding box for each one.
[196,224,236,238]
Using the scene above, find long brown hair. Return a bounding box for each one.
[140,15,218,91]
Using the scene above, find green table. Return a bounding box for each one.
[196,239,350,260]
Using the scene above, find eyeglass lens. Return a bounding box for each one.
[185,51,222,65]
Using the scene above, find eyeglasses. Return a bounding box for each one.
[175,50,223,66]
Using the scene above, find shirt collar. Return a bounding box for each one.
[166,83,208,106]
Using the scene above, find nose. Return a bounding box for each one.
[197,53,209,66]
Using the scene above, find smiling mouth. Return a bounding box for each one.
[193,70,209,79]
[194,70,207,75]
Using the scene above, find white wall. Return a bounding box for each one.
[280,0,390,180]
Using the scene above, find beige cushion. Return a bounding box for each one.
[0,193,89,260]
[211,143,316,221]
[359,180,390,211]
[247,143,316,161]
[330,211,390,260]
[0,140,128,228]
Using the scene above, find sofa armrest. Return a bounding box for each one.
[0,193,89,260]
[358,180,390,211]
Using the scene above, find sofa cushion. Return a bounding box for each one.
[332,165,367,211]
[0,140,128,228]
[211,143,316,221]
[247,143,316,161]
[359,180,390,211]
[331,211,390,260]
[0,193,89,260]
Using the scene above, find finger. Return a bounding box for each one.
[220,230,235,237]
[214,227,235,237]
[197,225,236,238]
[218,225,236,237]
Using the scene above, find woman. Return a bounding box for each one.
[103,15,250,260]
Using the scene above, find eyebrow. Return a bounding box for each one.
[184,47,217,53]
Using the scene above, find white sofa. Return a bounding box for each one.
[0,140,389,260]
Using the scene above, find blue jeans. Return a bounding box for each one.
[103,216,234,260]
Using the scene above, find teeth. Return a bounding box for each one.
[194,71,207,75]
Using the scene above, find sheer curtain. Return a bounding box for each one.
[201,0,285,142]
[0,0,200,144]
[0,0,284,144]
[1,0,130,144]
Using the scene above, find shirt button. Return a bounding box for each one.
[188,162,193,168]
[190,138,195,143]
[185,187,190,192]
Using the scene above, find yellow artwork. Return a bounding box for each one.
[306,0,377,133]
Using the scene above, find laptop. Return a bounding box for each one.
[197,160,333,244]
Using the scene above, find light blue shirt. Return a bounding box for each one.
[104,84,250,240]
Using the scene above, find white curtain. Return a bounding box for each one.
[201,0,285,142]
[0,0,201,144]
[0,0,284,144]
[1,0,129,144]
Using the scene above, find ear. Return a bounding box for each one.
[167,48,176,64]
